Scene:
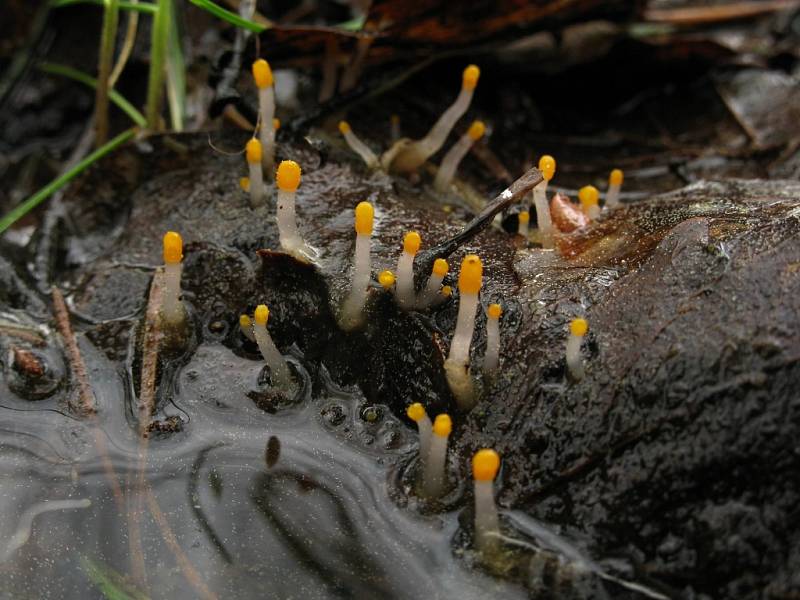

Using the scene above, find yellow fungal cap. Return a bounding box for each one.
[539,155,556,181]
[354,201,374,236]
[273,118,281,131]
[518,211,530,224]
[379,270,396,289]
[252,59,273,88]
[338,120,351,135]
[442,285,452,297]
[406,402,426,422]
[390,114,400,124]
[276,160,301,192]
[458,254,482,295]
[239,314,252,328]
[246,138,262,164]
[163,231,183,264]
[239,177,250,192]
[254,304,270,326]
[403,231,421,255]
[462,65,480,91]
[432,414,452,437]
[467,120,486,141]
[610,168,623,186]
[472,448,500,481]
[487,303,502,319]
[432,258,449,277]
[578,185,599,209]
[570,317,588,337]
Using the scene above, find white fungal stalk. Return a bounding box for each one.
[606,168,624,209]
[472,449,501,552]
[422,414,451,498]
[275,160,316,261]
[447,255,482,366]
[406,402,432,470]
[246,138,265,207]
[252,59,276,175]
[161,231,185,326]
[579,185,600,220]
[418,258,448,309]
[517,211,530,238]
[395,231,421,310]
[389,65,480,173]
[483,303,501,373]
[239,314,255,342]
[433,120,485,192]
[413,66,480,163]
[445,255,482,410]
[253,304,291,389]
[340,202,374,330]
[339,121,378,168]
[566,318,588,380]
[534,155,556,249]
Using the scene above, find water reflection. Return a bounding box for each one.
[0,339,524,599]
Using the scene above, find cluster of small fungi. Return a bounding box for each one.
[159,57,626,553]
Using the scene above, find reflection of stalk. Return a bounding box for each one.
[95,0,119,145]
[145,0,171,130]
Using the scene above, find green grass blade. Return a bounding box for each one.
[0,128,136,236]
[187,0,266,33]
[52,0,158,14]
[165,1,186,131]
[145,0,170,130]
[80,556,150,600]
[37,62,146,126]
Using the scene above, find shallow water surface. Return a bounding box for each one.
[0,330,525,599]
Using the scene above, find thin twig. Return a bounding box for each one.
[139,268,165,433]
[144,486,218,600]
[129,267,167,586]
[644,0,800,25]
[51,287,96,415]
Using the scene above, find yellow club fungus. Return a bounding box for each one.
[517,210,530,239]
[245,138,265,207]
[253,304,291,389]
[445,254,482,409]
[378,269,396,291]
[161,231,185,326]
[567,317,588,380]
[390,114,401,143]
[239,314,255,342]
[419,258,449,309]
[483,303,502,373]
[606,168,624,209]
[387,65,481,173]
[340,201,375,330]
[472,448,501,552]
[252,59,276,174]
[275,160,316,261]
[431,284,452,308]
[395,231,421,310]
[422,414,452,498]
[407,402,432,471]
[579,185,600,220]
[339,120,378,169]
[533,155,556,249]
[433,120,486,192]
